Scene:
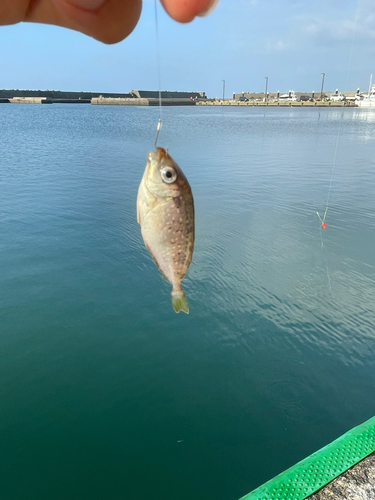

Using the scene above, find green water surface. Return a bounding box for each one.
[1,105,375,500]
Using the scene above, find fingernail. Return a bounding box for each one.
[198,0,219,17]
[69,0,106,11]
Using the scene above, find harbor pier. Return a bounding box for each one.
[197,100,356,107]
[91,97,196,106]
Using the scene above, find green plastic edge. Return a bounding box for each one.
[239,415,375,500]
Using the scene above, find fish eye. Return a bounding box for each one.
[161,167,177,184]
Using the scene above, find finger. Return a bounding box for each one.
[25,0,142,44]
[0,1,30,25]
[159,0,218,22]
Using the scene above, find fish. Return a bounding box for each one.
[137,147,194,314]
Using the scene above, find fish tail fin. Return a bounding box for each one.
[171,288,189,314]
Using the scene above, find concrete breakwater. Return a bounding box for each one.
[9,97,52,104]
[0,89,132,101]
[0,88,359,106]
[0,89,203,105]
[91,97,196,106]
[91,97,149,106]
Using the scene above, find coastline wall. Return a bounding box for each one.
[0,89,132,100]
[91,97,197,106]
[197,100,356,107]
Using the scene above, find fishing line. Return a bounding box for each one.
[315,0,360,297]
[154,0,163,149]
[316,0,360,231]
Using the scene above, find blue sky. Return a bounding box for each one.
[0,0,373,97]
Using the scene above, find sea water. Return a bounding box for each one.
[1,104,375,499]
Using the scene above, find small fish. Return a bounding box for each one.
[137,147,194,313]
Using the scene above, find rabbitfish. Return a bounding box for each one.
[137,148,194,313]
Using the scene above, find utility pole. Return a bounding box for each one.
[320,73,325,100]
[265,77,268,102]
[222,80,225,100]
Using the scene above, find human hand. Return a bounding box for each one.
[1,0,218,44]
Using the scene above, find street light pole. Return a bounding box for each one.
[320,73,325,100]
[265,77,268,102]
[222,80,225,100]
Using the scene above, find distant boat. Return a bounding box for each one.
[279,90,297,101]
[357,75,375,107]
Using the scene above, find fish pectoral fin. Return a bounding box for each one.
[171,289,189,314]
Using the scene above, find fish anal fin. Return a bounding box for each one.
[143,240,170,282]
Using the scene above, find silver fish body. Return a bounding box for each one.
[137,148,194,313]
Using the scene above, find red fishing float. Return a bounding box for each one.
[317,212,327,229]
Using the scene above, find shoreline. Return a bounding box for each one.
[197,100,357,107]
[1,97,359,107]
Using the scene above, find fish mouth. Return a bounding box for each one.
[155,147,168,161]
[147,147,170,178]
[147,148,167,171]
[144,149,164,197]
